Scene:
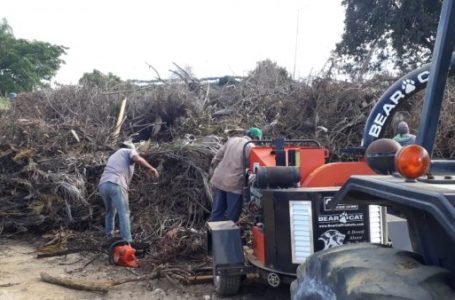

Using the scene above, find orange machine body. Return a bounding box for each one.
[252,226,265,263]
[113,244,140,268]
[248,144,375,266]
[248,145,375,188]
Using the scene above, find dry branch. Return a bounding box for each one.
[113,97,127,140]
[186,275,213,284]
[40,272,113,293]
[0,283,20,288]
[37,248,90,259]
[40,265,190,293]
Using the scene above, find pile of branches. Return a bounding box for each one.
[0,119,95,233]
[129,140,219,259]
[0,117,217,258]
[2,60,455,261]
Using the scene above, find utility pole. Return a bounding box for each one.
[293,9,300,79]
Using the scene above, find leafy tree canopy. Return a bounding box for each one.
[0,18,66,95]
[79,69,122,89]
[335,0,441,78]
[248,59,292,87]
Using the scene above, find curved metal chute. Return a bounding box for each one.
[361,53,455,149]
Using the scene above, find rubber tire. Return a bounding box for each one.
[214,274,241,297]
[290,243,455,300]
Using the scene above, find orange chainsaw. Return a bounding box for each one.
[108,240,140,268]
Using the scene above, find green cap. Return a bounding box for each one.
[247,127,262,140]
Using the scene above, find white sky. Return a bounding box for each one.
[2,0,345,84]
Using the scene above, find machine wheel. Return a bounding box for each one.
[214,274,241,296]
[290,243,455,300]
[267,272,281,288]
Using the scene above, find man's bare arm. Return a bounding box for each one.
[132,155,159,177]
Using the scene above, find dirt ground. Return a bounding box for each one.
[0,238,290,300]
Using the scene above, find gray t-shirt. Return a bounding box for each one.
[210,136,252,194]
[99,148,138,190]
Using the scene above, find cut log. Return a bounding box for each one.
[40,270,163,293]
[40,272,112,293]
[186,275,213,284]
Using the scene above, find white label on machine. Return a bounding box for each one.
[323,196,358,211]
[369,205,383,243]
[289,200,314,264]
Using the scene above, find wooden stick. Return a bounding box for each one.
[37,248,95,259]
[66,253,102,274]
[0,283,20,288]
[40,270,163,293]
[113,97,127,140]
[40,272,112,293]
[186,275,213,284]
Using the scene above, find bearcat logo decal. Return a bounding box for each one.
[366,69,430,139]
[318,229,346,250]
[402,79,416,94]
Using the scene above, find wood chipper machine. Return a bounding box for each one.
[207,138,388,296]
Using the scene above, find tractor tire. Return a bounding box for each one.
[290,243,455,300]
[214,274,241,296]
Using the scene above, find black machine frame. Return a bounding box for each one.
[331,0,455,277]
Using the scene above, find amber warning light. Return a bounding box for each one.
[394,144,431,179]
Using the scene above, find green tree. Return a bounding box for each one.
[248,59,292,87]
[335,0,441,78]
[79,69,122,89]
[0,19,66,95]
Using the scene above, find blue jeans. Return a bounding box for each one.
[98,182,132,242]
[209,187,243,222]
